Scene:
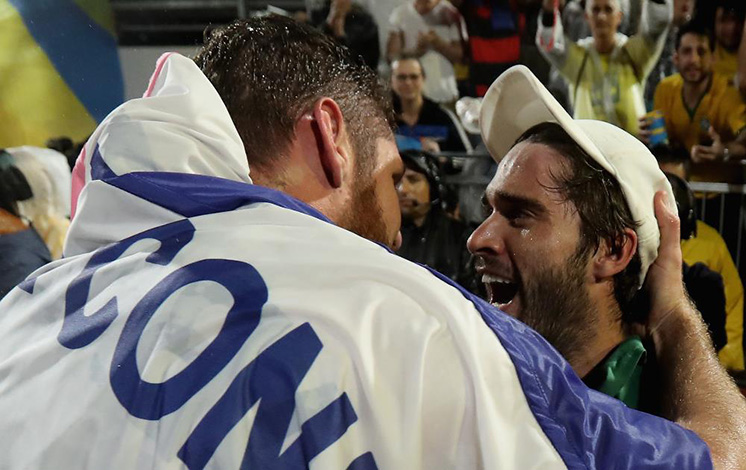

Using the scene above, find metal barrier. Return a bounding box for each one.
[690,182,746,271]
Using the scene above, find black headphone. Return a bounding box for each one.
[664,172,698,240]
[400,150,452,211]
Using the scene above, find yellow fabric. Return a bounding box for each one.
[653,73,746,153]
[682,220,744,370]
[0,1,97,148]
[558,39,650,135]
[73,0,116,34]
[713,44,739,80]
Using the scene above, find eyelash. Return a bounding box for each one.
[481,201,493,218]
[504,209,532,227]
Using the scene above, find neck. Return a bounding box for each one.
[412,211,428,227]
[594,35,617,54]
[0,208,27,235]
[682,73,712,109]
[573,291,627,378]
[401,95,423,116]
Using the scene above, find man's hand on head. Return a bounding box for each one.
[641,191,691,335]
[641,195,746,470]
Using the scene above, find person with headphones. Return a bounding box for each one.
[0,150,52,299]
[654,144,744,370]
[396,150,479,293]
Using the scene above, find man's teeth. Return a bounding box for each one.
[481,273,513,284]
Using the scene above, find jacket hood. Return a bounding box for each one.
[66,53,252,256]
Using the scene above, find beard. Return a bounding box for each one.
[682,68,708,85]
[338,172,393,249]
[516,247,597,366]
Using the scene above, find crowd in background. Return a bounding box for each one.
[293,0,746,372]
[2,0,746,374]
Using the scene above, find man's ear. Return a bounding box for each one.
[311,97,351,189]
[592,228,638,280]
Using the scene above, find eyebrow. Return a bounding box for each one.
[489,190,548,216]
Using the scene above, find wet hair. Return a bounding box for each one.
[194,15,394,175]
[675,20,716,51]
[515,122,642,322]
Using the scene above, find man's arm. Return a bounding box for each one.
[645,191,746,469]
[624,0,673,78]
[386,30,404,62]
[691,128,746,162]
[429,33,464,64]
[535,0,588,80]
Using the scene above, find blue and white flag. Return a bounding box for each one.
[0,54,713,470]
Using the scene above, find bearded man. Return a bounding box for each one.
[0,16,743,470]
[469,65,736,416]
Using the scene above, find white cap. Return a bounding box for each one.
[479,65,675,287]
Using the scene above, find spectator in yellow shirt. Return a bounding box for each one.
[654,146,744,370]
[712,0,744,81]
[683,220,745,370]
[651,21,746,162]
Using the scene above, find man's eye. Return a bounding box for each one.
[480,197,492,218]
[504,209,531,225]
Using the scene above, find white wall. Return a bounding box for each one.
[119,46,201,100]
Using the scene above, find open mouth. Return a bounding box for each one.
[482,273,519,309]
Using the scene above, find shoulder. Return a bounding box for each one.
[696,220,726,243]
[655,75,682,99]
[435,1,462,23]
[684,221,727,262]
[712,75,744,104]
[710,73,732,92]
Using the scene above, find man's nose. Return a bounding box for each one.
[467,216,507,257]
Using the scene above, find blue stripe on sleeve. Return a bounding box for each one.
[427,266,714,470]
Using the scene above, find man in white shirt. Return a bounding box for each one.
[387,0,467,103]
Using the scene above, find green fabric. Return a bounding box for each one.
[598,336,647,409]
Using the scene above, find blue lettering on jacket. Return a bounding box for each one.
[54,218,375,468]
[178,323,365,470]
[58,219,195,349]
[109,258,268,419]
